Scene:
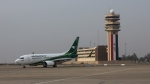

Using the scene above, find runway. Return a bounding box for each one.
[0,64,150,84]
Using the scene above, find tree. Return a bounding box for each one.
[132,53,138,61]
[139,57,145,62]
[121,53,138,61]
[144,53,150,62]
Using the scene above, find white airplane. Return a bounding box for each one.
[15,37,79,68]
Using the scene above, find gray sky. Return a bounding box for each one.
[0,0,150,63]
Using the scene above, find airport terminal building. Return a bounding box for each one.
[77,45,107,62]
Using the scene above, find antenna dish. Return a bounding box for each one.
[110,9,115,14]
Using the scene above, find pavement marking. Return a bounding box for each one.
[35,68,132,84]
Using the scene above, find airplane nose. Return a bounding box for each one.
[15,59,19,64]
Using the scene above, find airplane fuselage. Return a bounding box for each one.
[15,53,72,65]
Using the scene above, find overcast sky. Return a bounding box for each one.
[0,0,150,63]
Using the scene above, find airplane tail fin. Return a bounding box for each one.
[65,37,79,54]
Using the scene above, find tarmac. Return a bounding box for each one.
[0,64,150,84]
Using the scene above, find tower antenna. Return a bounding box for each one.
[90,40,91,47]
[98,30,99,45]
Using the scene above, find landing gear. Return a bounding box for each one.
[43,65,47,68]
[53,63,57,67]
[23,66,26,68]
[43,62,47,68]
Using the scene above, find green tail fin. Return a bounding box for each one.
[66,37,79,54]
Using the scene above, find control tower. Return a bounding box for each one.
[105,9,120,61]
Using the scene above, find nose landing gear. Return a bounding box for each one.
[23,66,26,68]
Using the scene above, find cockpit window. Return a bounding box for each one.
[19,57,24,59]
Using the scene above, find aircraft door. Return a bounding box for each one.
[27,56,32,63]
[27,57,30,61]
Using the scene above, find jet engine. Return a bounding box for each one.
[43,61,54,67]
